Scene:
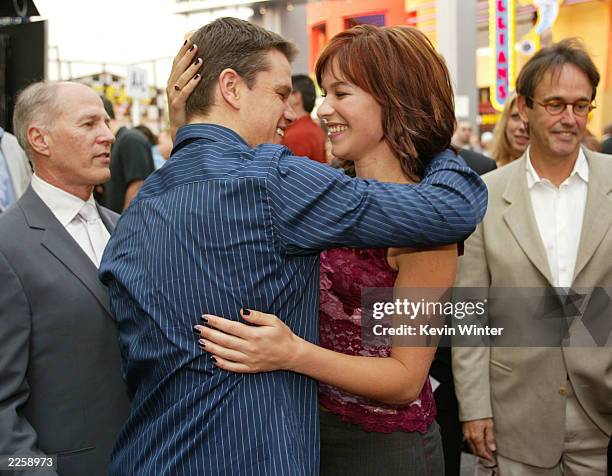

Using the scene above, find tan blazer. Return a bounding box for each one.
[452,149,612,467]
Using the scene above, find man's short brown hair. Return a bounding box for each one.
[516,38,599,108]
[185,17,298,120]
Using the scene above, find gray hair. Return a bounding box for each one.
[13,81,62,159]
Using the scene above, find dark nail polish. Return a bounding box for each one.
[199,344,206,351]
[194,58,201,65]
[243,308,251,316]
[199,340,206,348]
[200,315,208,323]
[211,356,217,363]
[192,325,200,335]
[194,74,200,80]
[188,45,195,52]
[182,39,187,46]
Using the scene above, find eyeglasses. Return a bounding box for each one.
[531,98,596,117]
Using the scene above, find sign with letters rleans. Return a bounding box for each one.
[489,0,515,111]
[126,65,149,100]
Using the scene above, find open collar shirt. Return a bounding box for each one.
[526,147,588,288]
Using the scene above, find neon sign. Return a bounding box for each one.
[489,0,516,111]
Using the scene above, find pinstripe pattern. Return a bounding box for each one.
[99,124,486,475]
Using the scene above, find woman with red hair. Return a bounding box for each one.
[192,25,459,475]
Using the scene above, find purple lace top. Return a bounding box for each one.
[318,247,436,433]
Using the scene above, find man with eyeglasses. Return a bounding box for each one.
[453,38,612,475]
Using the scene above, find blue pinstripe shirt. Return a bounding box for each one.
[100,124,486,475]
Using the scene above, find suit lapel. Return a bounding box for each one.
[573,150,612,281]
[97,203,118,234]
[20,187,113,316]
[501,157,555,286]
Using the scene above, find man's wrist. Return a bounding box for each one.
[463,416,494,424]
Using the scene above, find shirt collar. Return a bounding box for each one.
[525,146,589,189]
[174,124,249,150]
[31,174,96,226]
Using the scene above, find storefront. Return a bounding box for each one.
[307,0,612,137]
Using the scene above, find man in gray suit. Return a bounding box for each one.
[0,81,130,475]
[453,39,611,475]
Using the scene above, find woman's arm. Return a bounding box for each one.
[196,245,456,405]
[166,38,202,139]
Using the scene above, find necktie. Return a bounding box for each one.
[77,202,108,267]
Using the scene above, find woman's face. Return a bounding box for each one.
[505,103,529,157]
[317,62,385,162]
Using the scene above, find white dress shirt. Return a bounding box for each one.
[31,174,110,267]
[526,148,588,288]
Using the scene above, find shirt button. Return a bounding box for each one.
[559,386,567,396]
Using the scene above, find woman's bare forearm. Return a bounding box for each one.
[289,338,433,405]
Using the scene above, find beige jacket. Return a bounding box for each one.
[452,149,612,467]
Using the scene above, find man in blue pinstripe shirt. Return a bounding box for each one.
[100,18,487,475]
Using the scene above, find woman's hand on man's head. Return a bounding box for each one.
[166,37,202,140]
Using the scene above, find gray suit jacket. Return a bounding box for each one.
[452,149,612,467]
[0,187,130,476]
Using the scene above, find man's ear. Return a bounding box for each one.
[218,69,243,110]
[28,126,51,157]
[516,95,529,124]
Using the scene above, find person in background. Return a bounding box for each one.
[283,74,326,163]
[133,124,166,169]
[458,148,497,176]
[454,120,478,151]
[101,97,154,212]
[480,131,494,157]
[453,38,611,475]
[157,129,173,162]
[470,133,484,153]
[0,126,31,212]
[0,81,129,476]
[490,92,530,167]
